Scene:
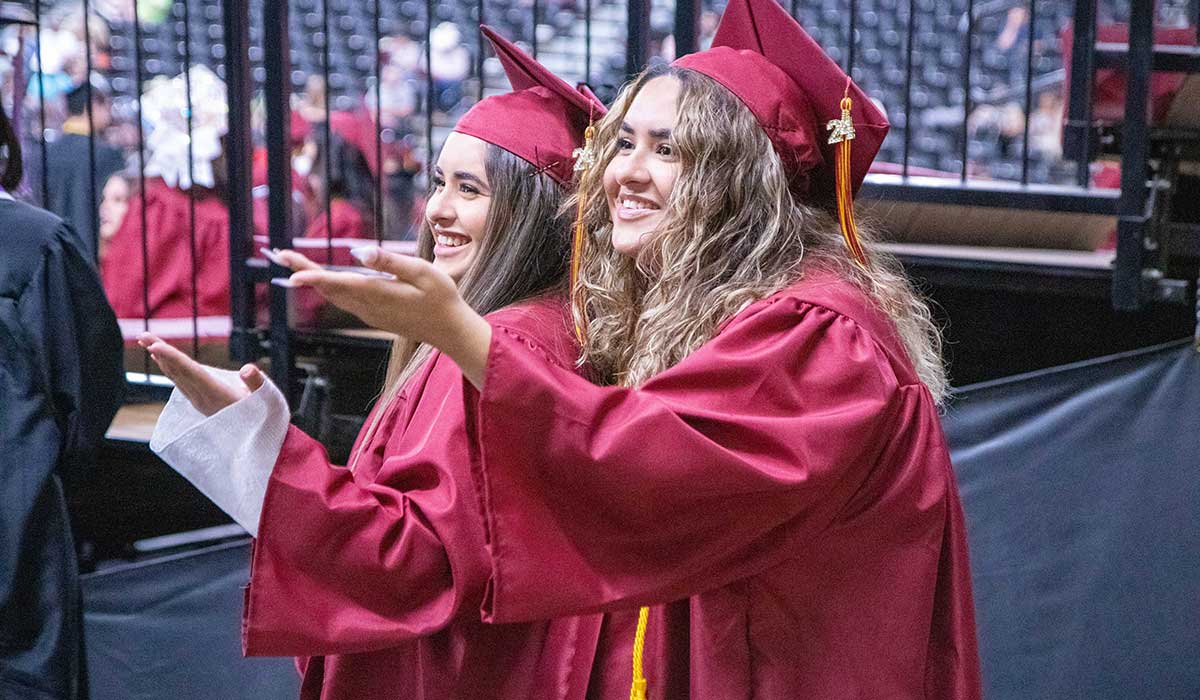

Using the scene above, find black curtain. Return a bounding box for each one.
[946,339,1200,699]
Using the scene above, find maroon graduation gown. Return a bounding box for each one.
[101,178,231,320]
[463,272,983,699]
[243,296,607,699]
[301,198,371,245]
[260,198,373,328]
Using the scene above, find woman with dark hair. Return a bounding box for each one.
[139,30,615,698]
[289,0,982,697]
[302,128,376,241]
[0,92,124,700]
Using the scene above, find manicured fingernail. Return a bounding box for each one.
[271,277,300,288]
[350,246,377,265]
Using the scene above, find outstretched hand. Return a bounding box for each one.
[138,333,266,416]
[287,246,493,387]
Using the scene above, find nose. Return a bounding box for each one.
[425,187,455,229]
[612,147,651,188]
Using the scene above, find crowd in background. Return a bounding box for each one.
[2,0,1197,319]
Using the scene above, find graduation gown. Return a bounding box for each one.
[295,198,372,327]
[243,296,607,699]
[301,198,371,245]
[101,178,232,320]
[0,197,125,700]
[461,272,983,699]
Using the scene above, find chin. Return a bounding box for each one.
[610,225,653,257]
[433,257,472,284]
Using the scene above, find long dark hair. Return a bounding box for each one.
[0,101,22,191]
[375,141,570,414]
[315,132,376,223]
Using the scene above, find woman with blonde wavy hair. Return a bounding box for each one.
[288,0,982,696]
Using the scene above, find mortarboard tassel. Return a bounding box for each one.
[826,89,869,268]
[570,120,597,345]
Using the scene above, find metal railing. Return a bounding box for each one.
[3,0,1190,402]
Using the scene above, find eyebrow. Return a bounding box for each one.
[619,121,673,140]
[435,165,488,189]
[454,170,488,188]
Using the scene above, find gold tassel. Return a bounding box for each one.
[826,92,868,268]
[569,122,596,345]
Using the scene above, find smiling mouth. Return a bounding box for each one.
[435,232,471,248]
[615,196,661,221]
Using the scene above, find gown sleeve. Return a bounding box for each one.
[243,321,576,656]
[243,420,460,656]
[464,295,910,623]
[150,369,291,536]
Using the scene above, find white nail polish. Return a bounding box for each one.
[350,246,377,264]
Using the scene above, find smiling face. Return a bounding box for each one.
[603,75,683,257]
[427,131,492,282]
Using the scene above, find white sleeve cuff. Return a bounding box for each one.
[149,368,291,537]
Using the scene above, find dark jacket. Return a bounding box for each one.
[44,133,125,261]
[0,196,124,699]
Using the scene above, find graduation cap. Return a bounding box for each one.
[673,0,890,264]
[329,109,381,176]
[453,25,606,187]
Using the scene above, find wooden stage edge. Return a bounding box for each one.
[878,242,1116,270]
[105,402,166,444]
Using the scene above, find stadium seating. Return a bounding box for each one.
[100,0,1083,182]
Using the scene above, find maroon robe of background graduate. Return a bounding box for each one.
[240,28,615,698]
[272,199,372,328]
[101,177,232,320]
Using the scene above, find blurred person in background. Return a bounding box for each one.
[302,127,375,241]
[429,22,470,115]
[101,66,233,320]
[45,77,125,258]
[96,169,133,261]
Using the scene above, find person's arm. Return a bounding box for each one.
[462,297,909,623]
[146,344,283,536]
[244,299,581,656]
[244,348,510,657]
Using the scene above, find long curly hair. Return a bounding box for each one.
[569,64,948,401]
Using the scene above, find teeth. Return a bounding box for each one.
[621,198,657,211]
[436,233,470,248]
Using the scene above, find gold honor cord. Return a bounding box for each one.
[826,93,869,268]
[630,605,650,700]
[569,118,653,700]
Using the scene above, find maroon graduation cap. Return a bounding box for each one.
[454,26,606,186]
[674,0,890,263]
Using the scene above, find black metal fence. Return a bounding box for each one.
[1,0,1191,399]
